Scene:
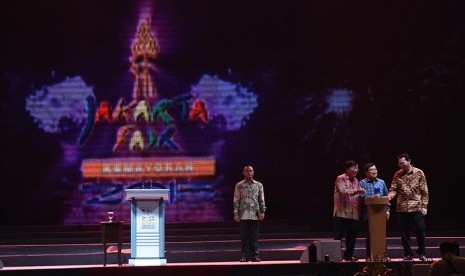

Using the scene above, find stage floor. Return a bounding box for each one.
[0,221,454,275]
[0,258,437,276]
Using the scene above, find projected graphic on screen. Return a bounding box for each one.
[4,0,462,229]
[23,14,258,224]
[25,76,95,134]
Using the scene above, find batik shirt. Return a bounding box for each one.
[359,177,390,220]
[233,180,266,220]
[388,167,429,213]
[333,173,361,220]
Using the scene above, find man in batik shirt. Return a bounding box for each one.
[233,165,266,262]
[333,160,366,262]
[388,153,429,261]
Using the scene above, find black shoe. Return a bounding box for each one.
[419,255,427,261]
[403,255,413,261]
[343,257,358,262]
[240,256,249,262]
[251,257,261,262]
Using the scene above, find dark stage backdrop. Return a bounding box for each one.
[1,0,464,230]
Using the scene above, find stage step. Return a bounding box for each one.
[0,221,464,267]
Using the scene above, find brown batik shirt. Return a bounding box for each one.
[389,167,429,213]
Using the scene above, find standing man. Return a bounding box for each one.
[359,163,390,259]
[388,153,429,261]
[333,160,366,262]
[233,165,266,262]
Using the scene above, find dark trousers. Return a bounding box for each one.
[334,217,360,259]
[240,220,260,258]
[398,211,426,256]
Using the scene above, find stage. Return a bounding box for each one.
[0,258,436,276]
[0,220,459,276]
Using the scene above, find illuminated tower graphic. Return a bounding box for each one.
[83,17,209,157]
[78,18,218,223]
[130,18,158,103]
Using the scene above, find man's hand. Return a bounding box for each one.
[420,208,427,216]
[357,188,367,195]
[386,211,390,220]
[259,212,265,221]
[234,214,240,222]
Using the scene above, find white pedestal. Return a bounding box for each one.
[125,189,169,266]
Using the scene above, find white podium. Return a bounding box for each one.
[125,188,170,266]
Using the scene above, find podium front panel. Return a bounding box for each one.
[132,200,163,257]
[365,196,389,259]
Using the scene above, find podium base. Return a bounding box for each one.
[128,258,167,266]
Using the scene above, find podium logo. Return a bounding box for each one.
[141,215,156,229]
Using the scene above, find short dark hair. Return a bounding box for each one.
[243,165,253,171]
[396,153,411,162]
[439,241,460,256]
[363,163,376,173]
[345,160,358,169]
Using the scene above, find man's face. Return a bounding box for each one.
[243,166,254,179]
[397,157,410,170]
[346,165,358,178]
[366,165,378,179]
